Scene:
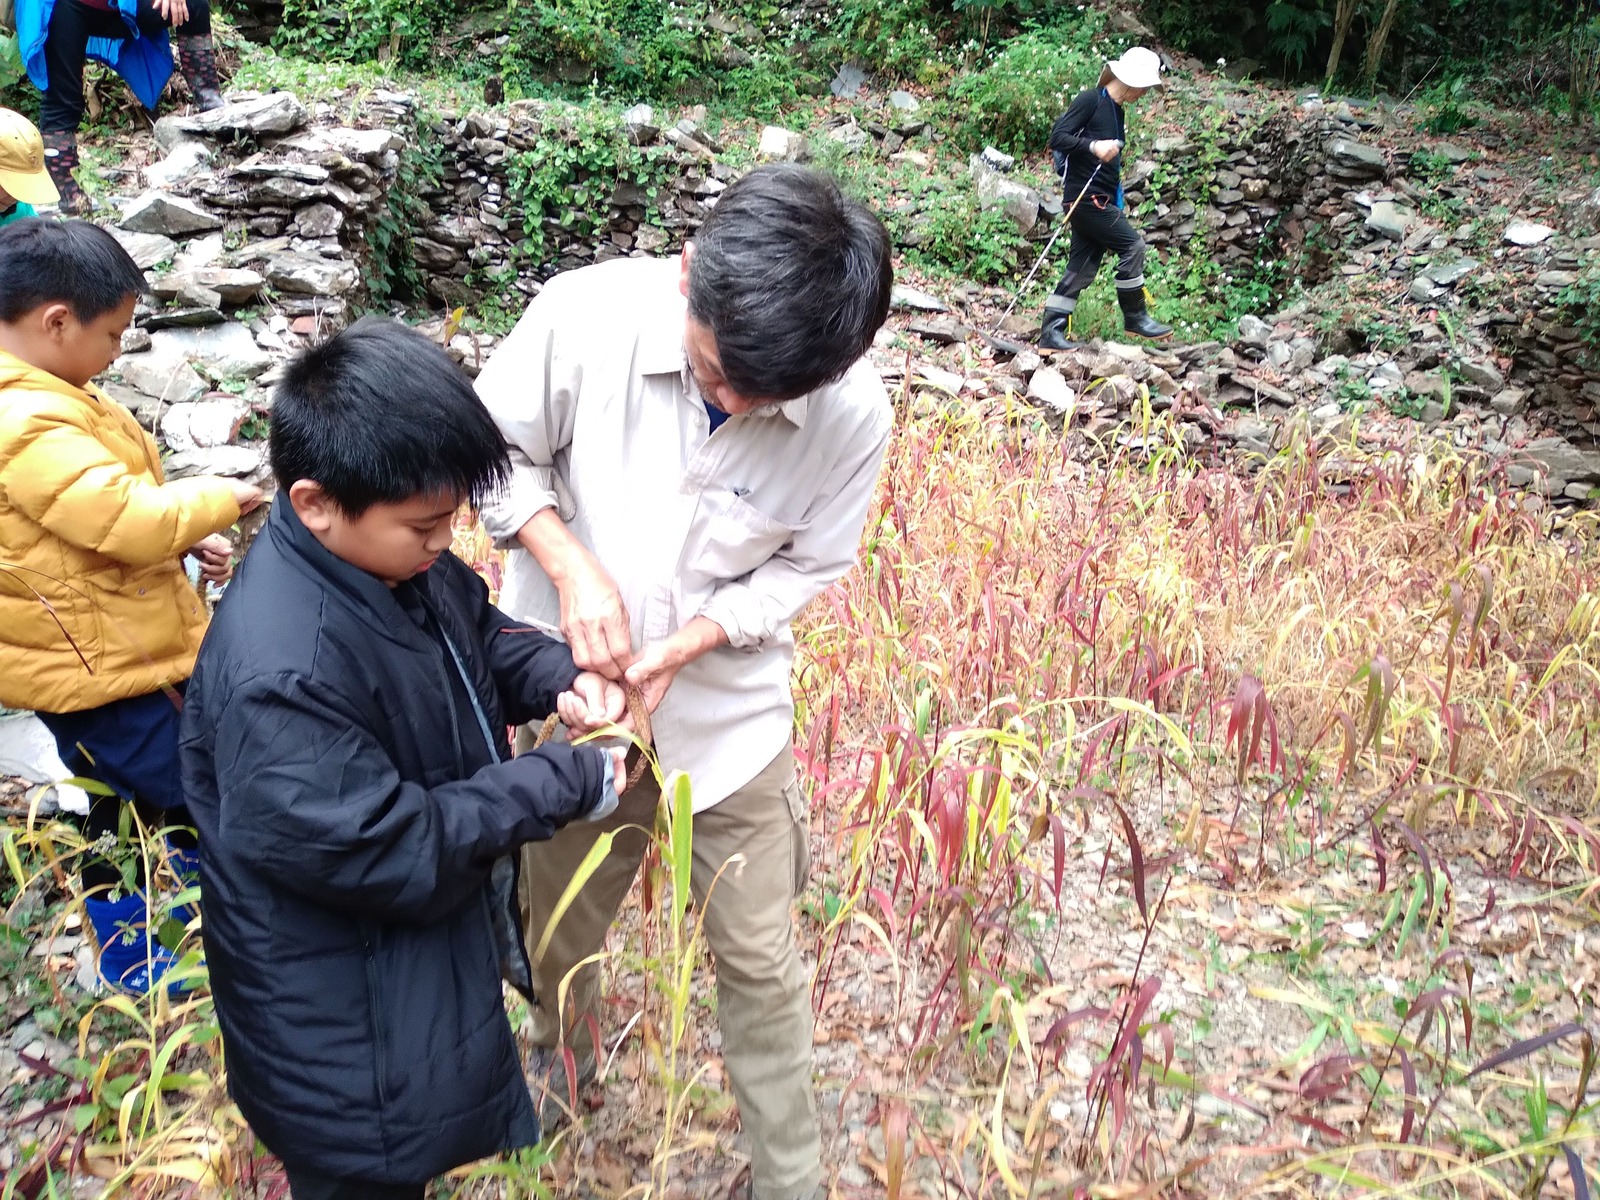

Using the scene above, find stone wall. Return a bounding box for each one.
[406,103,726,310]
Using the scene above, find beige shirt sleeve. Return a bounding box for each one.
[476,287,581,547]
[698,396,891,650]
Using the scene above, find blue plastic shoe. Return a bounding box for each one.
[83,892,187,996]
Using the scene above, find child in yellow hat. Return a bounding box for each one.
[0,107,60,225]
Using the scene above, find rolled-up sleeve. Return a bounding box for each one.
[476,289,582,546]
[699,405,890,650]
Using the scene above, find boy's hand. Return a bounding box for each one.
[557,671,626,734]
[607,747,629,795]
[227,479,265,515]
[187,533,234,586]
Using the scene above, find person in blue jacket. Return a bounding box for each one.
[15,0,225,213]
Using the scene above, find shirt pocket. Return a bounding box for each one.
[687,490,798,584]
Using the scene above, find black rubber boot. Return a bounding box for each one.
[176,35,225,111]
[41,131,88,214]
[1118,287,1172,340]
[1038,308,1079,351]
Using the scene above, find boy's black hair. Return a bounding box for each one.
[686,164,892,401]
[0,219,146,323]
[270,317,511,515]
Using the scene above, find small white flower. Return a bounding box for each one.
[1218,57,1227,65]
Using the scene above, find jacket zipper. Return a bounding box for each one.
[362,923,388,1104]
[432,609,539,996]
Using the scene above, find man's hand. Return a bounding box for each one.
[1090,139,1122,163]
[154,0,190,26]
[557,671,627,734]
[187,533,234,587]
[623,639,684,714]
[624,615,730,713]
[227,479,265,515]
[517,510,634,680]
[556,558,633,680]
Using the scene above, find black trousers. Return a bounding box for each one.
[1047,195,1148,314]
[40,0,212,132]
[283,1166,425,1200]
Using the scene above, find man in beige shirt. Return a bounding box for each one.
[475,165,893,1200]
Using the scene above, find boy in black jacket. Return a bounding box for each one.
[1040,46,1173,349]
[178,318,629,1200]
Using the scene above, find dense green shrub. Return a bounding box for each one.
[940,14,1109,154]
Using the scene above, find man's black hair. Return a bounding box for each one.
[270,317,511,514]
[686,164,892,401]
[0,219,146,323]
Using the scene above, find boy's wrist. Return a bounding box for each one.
[584,749,621,822]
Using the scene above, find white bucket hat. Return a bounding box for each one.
[1099,46,1164,90]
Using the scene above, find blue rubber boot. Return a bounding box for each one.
[163,841,202,928]
[82,892,185,996]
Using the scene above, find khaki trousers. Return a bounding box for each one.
[516,740,820,1200]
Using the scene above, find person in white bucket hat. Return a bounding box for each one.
[1039,46,1172,348]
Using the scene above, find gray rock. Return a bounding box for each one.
[1267,341,1293,368]
[1457,358,1505,391]
[1324,137,1387,178]
[152,268,264,307]
[173,234,226,272]
[1026,367,1077,418]
[1537,270,1578,288]
[1523,437,1600,486]
[317,126,404,161]
[1404,370,1448,399]
[622,103,658,145]
[146,304,226,329]
[163,444,267,480]
[265,253,360,296]
[160,397,249,451]
[118,191,223,237]
[294,203,345,237]
[913,362,964,395]
[1490,387,1529,415]
[979,146,1015,173]
[889,90,921,112]
[1433,142,1472,164]
[1288,338,1317,371]
[826,122,871,153]
[1423,256,1478,286]
[120,327,152,354]
[108,228,177,270]
[1366,199,1413,240]
[970,155,1039,235]
[1237,314,1272,349]
[151,323,273,380]
[1504,221,1556,246]
[830,62,869,98]
[143,140,212,189]
[1409,277,1442,303]
[891,284,948,312]
[757,126,808,163]
[170,92,309,138]
[115,348,207,404]
[907,316,969,345]
[1368,361,1405,392]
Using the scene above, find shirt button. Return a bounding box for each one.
[138,588,146,595]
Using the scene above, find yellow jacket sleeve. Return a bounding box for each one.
[1,413,241,566]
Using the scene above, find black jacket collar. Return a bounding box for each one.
[264,496,439,650]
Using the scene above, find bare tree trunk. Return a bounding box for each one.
[1324,0,1359,90]
[1362,0,1402,89]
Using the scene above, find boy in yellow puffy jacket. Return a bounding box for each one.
[0,218,263,993]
